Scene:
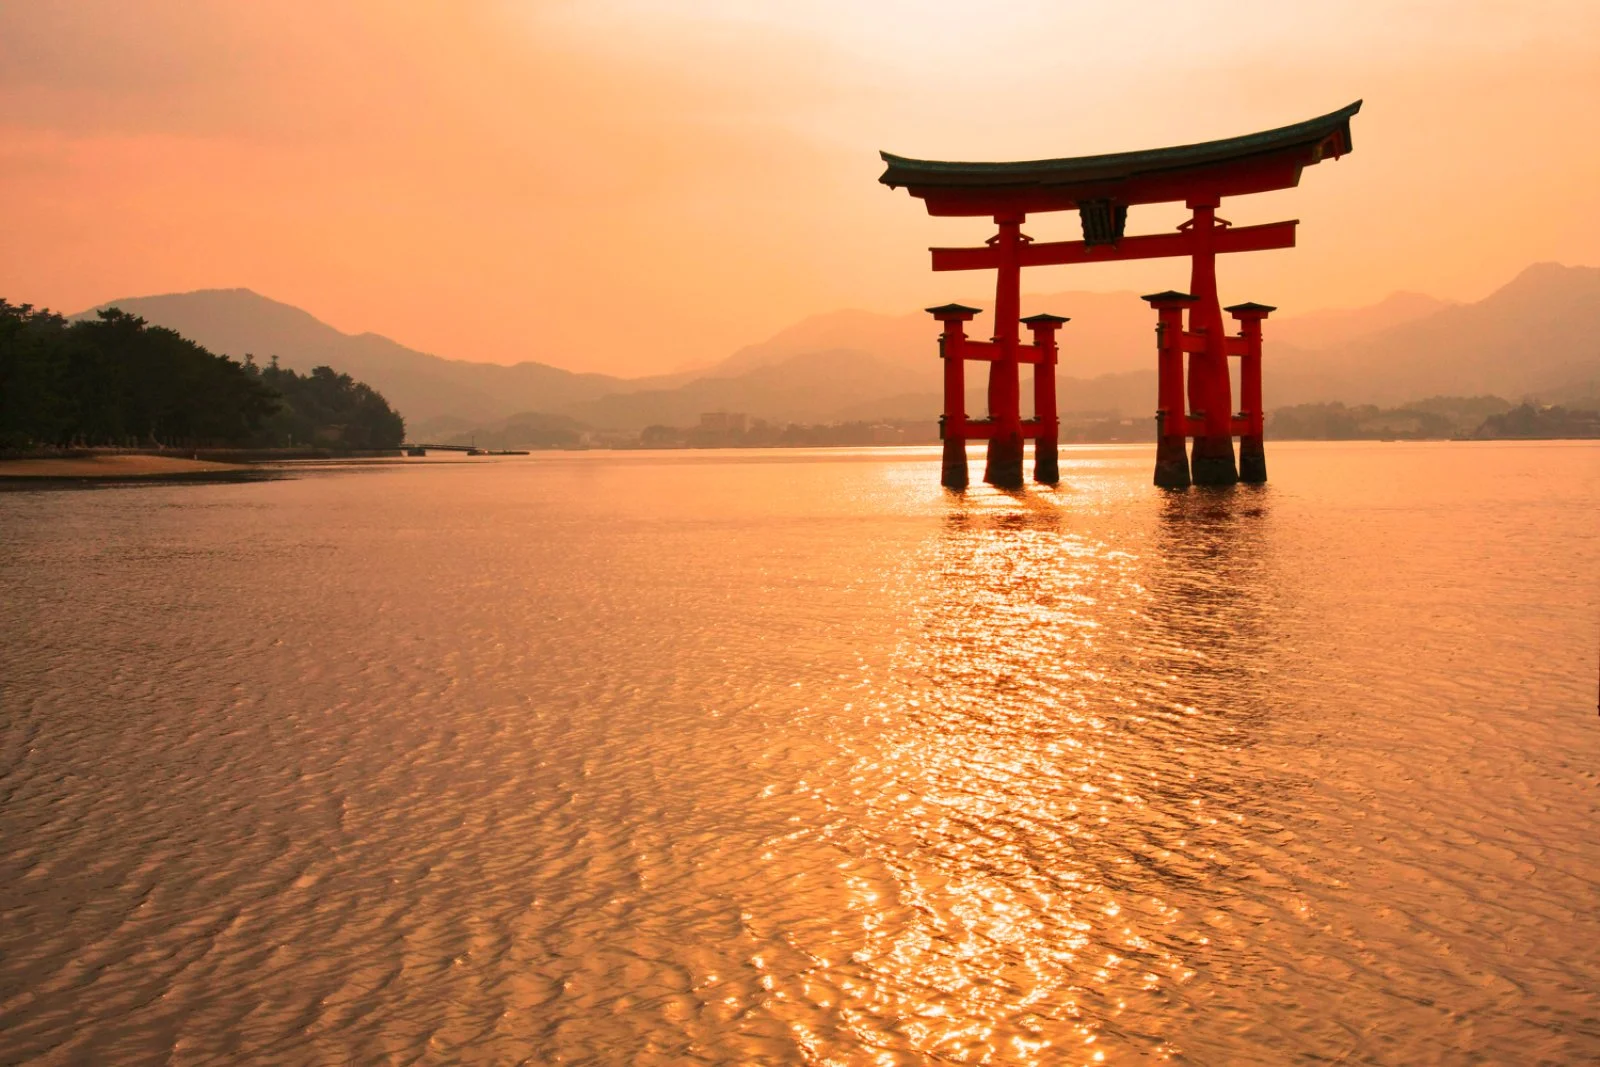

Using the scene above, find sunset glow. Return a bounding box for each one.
[3,0,1597,374]
[3,6,1599,1062]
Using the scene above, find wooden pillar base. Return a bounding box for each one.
[984,430,1025,489]
[1033,437,1059,485]
[1239,435,1267,483]
[941,436,969,490]
[1190,435,1239,486]
[1154,436,1191,489]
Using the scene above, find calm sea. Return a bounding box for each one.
[2,442,1597,1065]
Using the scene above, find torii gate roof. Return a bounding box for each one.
[880,101,1361,216]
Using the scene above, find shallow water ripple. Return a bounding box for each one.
[2,443,1597,1065]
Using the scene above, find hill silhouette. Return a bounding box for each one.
[77,263,1598,435]
[1269,263,1600,405]
[1269,292,1456,351]
[75,289,652,426]
[2,303,403,450]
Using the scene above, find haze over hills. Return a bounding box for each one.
[73,289,670,426]
[1268,263,1600,406]
[75,263,1598,437]
[1269,292,1457,351]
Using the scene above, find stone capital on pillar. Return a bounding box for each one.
[1141,290,1198,310]
[1225,301,1276,325]
[1224,301,1276,315]
[926,303,981,324]
[1020,312,1069,334]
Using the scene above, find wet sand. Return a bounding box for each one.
[0,454,246,479]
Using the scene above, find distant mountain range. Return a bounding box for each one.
[76,263,1599,436]
[1269,264,1600,406]
[71,288,667,427]
[1268,291,1457,351]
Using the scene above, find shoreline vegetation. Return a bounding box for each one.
[1266,398,1600,441]
[1,300,405,454]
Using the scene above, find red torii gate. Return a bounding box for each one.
[880,101,1360,489]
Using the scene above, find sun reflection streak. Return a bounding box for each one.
[776,472,1288,1064]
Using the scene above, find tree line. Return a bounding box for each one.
[0,300,404,451]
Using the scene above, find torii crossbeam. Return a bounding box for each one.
[880,101,1361,489]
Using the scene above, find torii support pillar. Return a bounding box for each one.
[1227,301,1275,483]
[1144,291,1197,489]
[1023,313,1068,485]
[1185,200,1239,486]
[929,303,981,490]
[983,217,1027,490]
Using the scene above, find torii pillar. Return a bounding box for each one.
[929,302,980,490]
[983,216,1027,488]
[1145,290,1197,489]
[1227,301,1275,483]
[1023,312,1068,485]
[1184,200,1239,486]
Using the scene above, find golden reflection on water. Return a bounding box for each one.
[791,476,1288,1065]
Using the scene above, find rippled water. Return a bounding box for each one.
[2,442,1598,1065]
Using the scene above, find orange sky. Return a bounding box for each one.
[2,0,1597,376]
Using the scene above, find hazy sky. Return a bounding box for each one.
[2,0,1596,375]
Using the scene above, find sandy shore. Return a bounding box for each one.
[0,454,248,478]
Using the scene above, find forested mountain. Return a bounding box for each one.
[245,358,406,450]
[75,289,653,426]
[0,301,404,450]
